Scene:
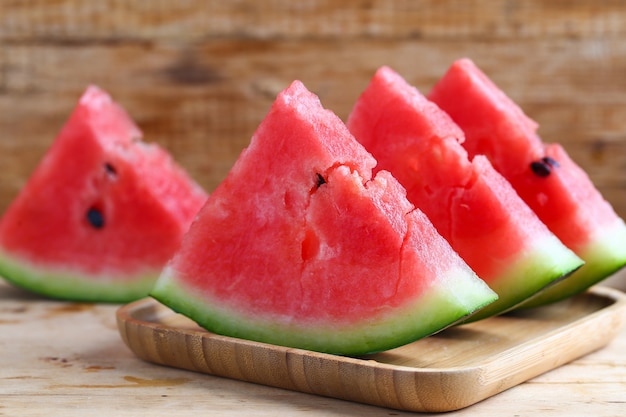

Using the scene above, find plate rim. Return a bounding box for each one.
[116,285,626,412]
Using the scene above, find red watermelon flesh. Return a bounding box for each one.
[151,80,497,355]
[346,66,582,321]
[0,85,208,302]
[428,58,626,306]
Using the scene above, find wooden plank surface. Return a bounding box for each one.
[1,279,626,416]
[1,1,626,218]
[115,287,626,413]
[1,3,626,413]
[2,1,626,41]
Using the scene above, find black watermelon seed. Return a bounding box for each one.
[542,156,560,168]
[530,160,552,177]
[104,162,117,176]
[86,207,105,229]
[315,173,327,188]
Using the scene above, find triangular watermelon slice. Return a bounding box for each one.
[346,66,583,321]
[428,58,626,307]
[151,80,497,355]
[0,86,208,302]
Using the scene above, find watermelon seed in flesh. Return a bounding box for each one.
[315,172,327,187]
[151,80,497,355]
[346,66,583,322]
[86,207,105,229]
[530,157,558,178]
[428,58,626,307]
[104,162,117,177]
[0,85,208,303]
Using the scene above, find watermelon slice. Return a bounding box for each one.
[151,80,497,355]
[346,66,583,321]
[0,86,208,302]
[428,58,626,307]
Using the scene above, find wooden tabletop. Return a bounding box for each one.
[1,2,626,415]
[1,279,625,417]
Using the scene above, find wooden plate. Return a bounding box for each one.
[116,286,626,413]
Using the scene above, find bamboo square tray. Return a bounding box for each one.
[116,286,626,413]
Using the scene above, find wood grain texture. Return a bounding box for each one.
[1,275,626,415]
[2,7,626,413]
[116,286,626,413]
[0,3,625,223]
[2,1,626,41]
[0,0,626,216]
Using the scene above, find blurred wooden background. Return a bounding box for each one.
[1,1,625,286]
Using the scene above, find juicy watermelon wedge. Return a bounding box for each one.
[0,86,208,302]
[346,66,583,321]
[429,58,626,307]
[151,80,497,355]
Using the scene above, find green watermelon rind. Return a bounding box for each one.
[518,218,626,308]
[462,233,583,322]
[151,265,498,356]
[0,249,157,303]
